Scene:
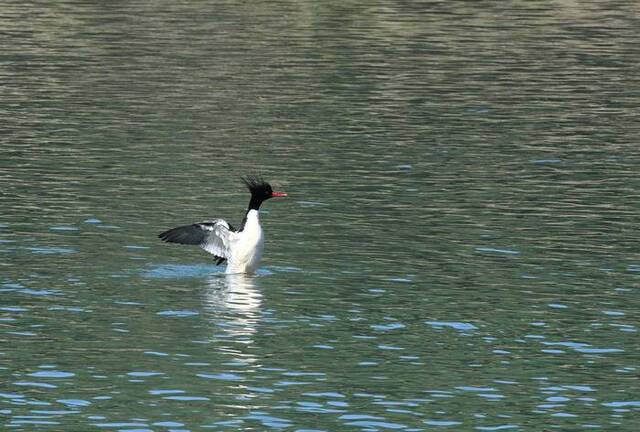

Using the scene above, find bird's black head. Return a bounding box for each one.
[242,175,287,210]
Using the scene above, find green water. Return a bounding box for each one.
[2,1,639,431]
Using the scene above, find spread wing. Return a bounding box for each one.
[158,219,234,263]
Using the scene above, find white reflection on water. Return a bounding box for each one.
[204,274,262,340]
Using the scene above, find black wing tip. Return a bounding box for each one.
[158,225,196,244]
[158,227,177,241]
[158,232,170,241]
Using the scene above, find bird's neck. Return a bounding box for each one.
[247,195,263,211]
[240,197,262,231]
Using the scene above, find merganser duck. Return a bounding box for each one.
[159,176,287,274]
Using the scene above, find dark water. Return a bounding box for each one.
[2,1,639,431]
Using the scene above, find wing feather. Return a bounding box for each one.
[159,219,232,261]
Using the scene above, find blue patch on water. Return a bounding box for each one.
[127,372,165,377]
[602,310,625,316]
[143,264,223,279]
[28,371,75,378]
[14,382,57,389]
[84,219,102,224]
[345,420,407,430]
[371,322,406,331]
[424,419,463,426]
[48,306,89,313]
[475,247,520,255]
[541,341,621,354]
[546,396,570,402]
[148,389,185,395]
[246,387,275,394]
[530,158,562,164]
[476,425,519,431]
[209,420,245,427]
[304,392,346,399]
[339,414,383,420]
[610,324,637,333]
[57,399,91,407]
[144,264,274,279]
[49,226,79,232]
[196,373,243,381]
[144,351,169,357]
[542,341,589,349]
[19,288,63,297]
[8,331,37,336]
[466,106,490,114]
[296,200,329,207]
[93,423,149,428]
[26,247,76,255]
[0,392,24,399]
[31,410,79,415]
[243,412,292,428]
[377,344,404,351]
[295,405,343,414]
[543,385,595,392]
[426,321,478,331]
[153,421,185,427]
[575,347,624,354]
[479,393,505,399]
[118,429,154,432]
[274,380,311,387]
[162,395,210,401]
[456,386,496,392]
[114,301,144,306]
[603,401,640,408]
[156,310,199,317]
[8,420,60,426]
[0,306,29,312]
[563,385,595,392]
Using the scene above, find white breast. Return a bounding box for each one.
[226,210,264,274]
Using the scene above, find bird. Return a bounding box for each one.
[158,176,287,274]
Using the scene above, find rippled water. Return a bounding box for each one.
[2,1,639,431]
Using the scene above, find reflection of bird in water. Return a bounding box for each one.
[204,274,262,344]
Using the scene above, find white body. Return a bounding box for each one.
[226,210,264,274]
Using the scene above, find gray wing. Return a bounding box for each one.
[159,219,233,260]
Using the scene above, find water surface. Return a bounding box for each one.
[2,1,639,431]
